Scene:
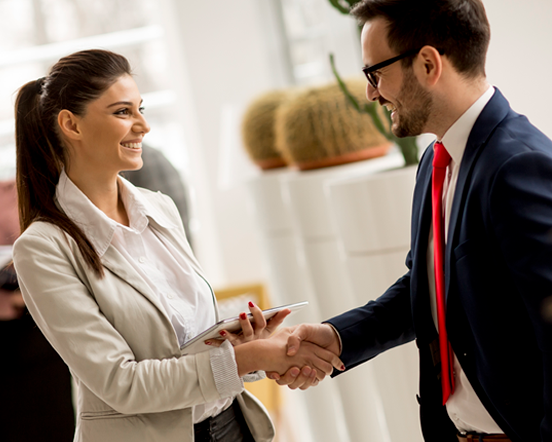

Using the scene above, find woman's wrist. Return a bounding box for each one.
[234,339,270,377]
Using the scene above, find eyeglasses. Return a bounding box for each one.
[362,48,422,89]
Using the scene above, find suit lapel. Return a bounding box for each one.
[444,88,511,298]
[411,148,437,339]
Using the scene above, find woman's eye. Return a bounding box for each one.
[114,108,130,115]
[139,106,145,114]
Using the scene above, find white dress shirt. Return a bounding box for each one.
[426,86,504,434]
[56,170,240,423]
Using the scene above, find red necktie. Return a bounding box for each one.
[432,141,455,405]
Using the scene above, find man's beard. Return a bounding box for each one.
[391,67,433,138]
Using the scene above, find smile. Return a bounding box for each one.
[120,142,142,149]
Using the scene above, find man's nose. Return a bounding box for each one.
[366,82,379,102]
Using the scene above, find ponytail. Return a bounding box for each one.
[15,50,132,278]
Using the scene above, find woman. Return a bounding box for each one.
[12,49,342,442]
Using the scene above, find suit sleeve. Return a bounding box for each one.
[489,150,552,439]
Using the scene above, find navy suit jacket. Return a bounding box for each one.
[327,89,552,442]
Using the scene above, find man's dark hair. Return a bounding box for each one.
[351,0,490,78]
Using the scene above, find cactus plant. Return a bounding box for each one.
[327,0,419,166]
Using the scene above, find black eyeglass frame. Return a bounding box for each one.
[362,47,443,89]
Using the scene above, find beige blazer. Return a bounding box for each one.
[13,189,274,442]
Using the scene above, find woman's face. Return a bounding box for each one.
[67,74,150,176]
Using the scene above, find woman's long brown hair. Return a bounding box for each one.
[15,49,132,278]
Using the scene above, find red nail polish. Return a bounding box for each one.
[341,365,345,371]
[219,331,227,337]
[248,301,254,308]
[205,341,211,345]
[240,312,247,320]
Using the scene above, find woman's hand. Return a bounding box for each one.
[205,301,291,347]
[233,327,344,381]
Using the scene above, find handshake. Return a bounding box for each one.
[234,323,344,390]
[207,304,345,391]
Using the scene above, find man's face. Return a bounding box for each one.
[361,18,432,137]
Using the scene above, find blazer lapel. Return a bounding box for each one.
[101,245,169,316]
[444,88,511,297]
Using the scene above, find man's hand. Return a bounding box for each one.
[266,365,320,390]
[286,323,341,357]
[234,326,344,382]
[266,323,343,389]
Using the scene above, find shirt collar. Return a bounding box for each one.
[440,85,495,166]
[56,169,176,257]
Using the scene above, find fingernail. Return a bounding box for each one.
[205,341,212,345]
[240,312,247,320]
[340,365,345,371]
[248,301,254,308]
[290,368,300,378]
[219,331,227,337]
[287,346,296,355]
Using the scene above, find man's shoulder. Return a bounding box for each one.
[485,113,552,164]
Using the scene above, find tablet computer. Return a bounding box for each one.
[180,301,308,355]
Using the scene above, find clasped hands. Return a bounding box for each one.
[209,302,343,390]
[264,323,343,390]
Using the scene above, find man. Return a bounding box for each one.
[276,1,552,441]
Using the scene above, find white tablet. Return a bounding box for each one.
[180,301,308,355]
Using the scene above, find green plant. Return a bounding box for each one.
[326,0,419,166]
[328,0,359,14]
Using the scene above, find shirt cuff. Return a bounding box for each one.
[323,322,343,355]
[209,340,244,399]
[243,370,266,383]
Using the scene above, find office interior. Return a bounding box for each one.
[1,1,551,441]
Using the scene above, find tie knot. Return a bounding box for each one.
[433,141,451,168]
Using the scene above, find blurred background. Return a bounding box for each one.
[1,0,551,286]
[1,1,551,441]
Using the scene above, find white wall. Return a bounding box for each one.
[164,0,361,288]
[168,0,552,289]
[162,0,285,287]
[485,0,552,138]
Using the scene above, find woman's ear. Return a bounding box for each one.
[57,110,81,141]
[415,45,442,87]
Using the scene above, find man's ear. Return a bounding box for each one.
[57,110,82,141]
[415,45,442,87]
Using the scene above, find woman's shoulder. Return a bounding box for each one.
[19,220,66,239]
[12,221,79,278]
[14,220,71,256]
